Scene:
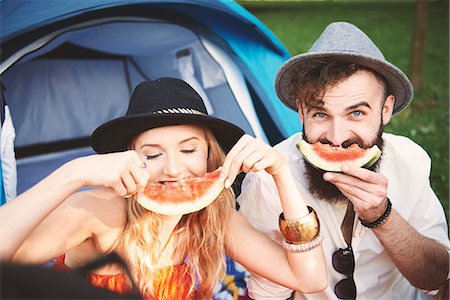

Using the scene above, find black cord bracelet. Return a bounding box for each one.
[359,198,392,228]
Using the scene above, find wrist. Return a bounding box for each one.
[359,198,392,229]
[61,158,88,190]
[271,163,291,181]
[364,198,388,223]
[279,206,323,252]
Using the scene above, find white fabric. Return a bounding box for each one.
[1,105,17,201]
[177,50,214,114]
[201,38,268,142]
[237,132,450,300]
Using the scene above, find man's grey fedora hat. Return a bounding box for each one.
[275,21,413,116]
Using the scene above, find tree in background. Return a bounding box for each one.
[409,0,428,90]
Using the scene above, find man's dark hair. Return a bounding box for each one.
[290,59,390,109]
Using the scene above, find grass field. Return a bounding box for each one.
[238,0,449,217]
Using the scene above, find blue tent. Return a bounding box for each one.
[0,0,300,196]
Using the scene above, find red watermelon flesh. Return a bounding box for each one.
[296,140,381,172]
[137,168,224,215]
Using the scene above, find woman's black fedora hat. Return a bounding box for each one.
[91,77,245,154]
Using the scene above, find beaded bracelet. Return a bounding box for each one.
[359,198,392,228]
[281,231,324,253]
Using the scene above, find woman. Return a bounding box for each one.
[2,78,326,299]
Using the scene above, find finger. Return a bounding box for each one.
[324,171,368,191]
[242,146,275,173]
[241,147,271,173]
[221,135,253,184]
[130,166,150,190]
[110,182,128,197]
[324,171,387,200]
[238,142,267,173]
[333,180,388,220]
[331,180,372,205]
[226,138,265,186]
[126,150,148,170]
[341,164,387,185]
[250,155,275,173]
[125,150,150,189]
[121,173,138,196]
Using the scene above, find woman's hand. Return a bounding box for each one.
[220,134,288,188]
[70,150,150,197]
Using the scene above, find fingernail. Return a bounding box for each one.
[342,165,349,172]
[225,178,232,189]
[324,173,333,181]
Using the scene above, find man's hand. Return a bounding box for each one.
[323,164,388,222]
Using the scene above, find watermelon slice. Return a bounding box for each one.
[296,140,381,172]
[137,168,224,216]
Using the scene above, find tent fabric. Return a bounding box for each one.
[1,0,300,137]
[0,0,301,192]
[1,0,286,55]
[2,22,257,149]
[4,58,131,147]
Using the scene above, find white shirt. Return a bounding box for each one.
[237,132,449,300]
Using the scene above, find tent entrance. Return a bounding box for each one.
[2,19,264,194]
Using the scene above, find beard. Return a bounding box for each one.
[302,124,384,204]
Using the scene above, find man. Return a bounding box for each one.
[237,22,449,299]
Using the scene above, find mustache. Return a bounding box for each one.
[315,137,367,149]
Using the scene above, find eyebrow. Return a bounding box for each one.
[140,136,200,149]
[306,101,371,113]
[305,104,327,112]
[345,101,371,111]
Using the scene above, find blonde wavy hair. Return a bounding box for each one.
[121,128,235,299]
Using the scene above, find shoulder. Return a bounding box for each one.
[382,133,431,171]
[383,133,429,158]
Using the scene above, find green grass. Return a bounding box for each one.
[239,0,449,218]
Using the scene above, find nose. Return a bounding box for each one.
[325,119,351,146]
[163,153,183,178]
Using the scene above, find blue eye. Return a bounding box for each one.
[314,112,326,119]
[351,111,362,117]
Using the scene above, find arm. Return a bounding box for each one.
[227,210,326,293]
[222,135,327,293]
[1,150,149,262]
[324,164,449,290]
[237,172,297,299]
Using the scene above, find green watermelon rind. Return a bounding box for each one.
[296,140,381,172]
[363,152,382,168]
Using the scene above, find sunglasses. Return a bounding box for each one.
[332,246,357,299]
